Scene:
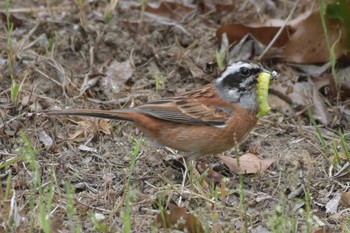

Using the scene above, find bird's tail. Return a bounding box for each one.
[45,109,134,122]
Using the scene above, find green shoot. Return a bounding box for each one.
[332,139,342,165]
[267,195,297,233]
[66,183,80,233]
[139,0,147,27]
[74,0,86,28]
[320,1,339,88]
[10,81,20,104]
[215,50,225,72]
[16,132,53,232]
[326,0,350,49]
[6,0,20,105]
[90,213,108,232]
[74,0,84,8]
[156,198,167,230]
[0,173,12,230]
[308,109,331,161]
[39,173,55,233]
[6,0,14,76]
[104,0,119,24]
[339,129,350,163]
[304,189,312,233]
[0,155,24,169]
[154,71,163,96]
[48,37,54,51]
[120,137,143,233]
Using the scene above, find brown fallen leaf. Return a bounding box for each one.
[98,120,111,135]
[155,204,204,233]
[197,162,225,184]
[0,12,25,28]
[68,120,91,140]
[313,228,332,233]
[220,153,274,175]
[216,24,292,48]
[339,192,350,207]
[283,11,348,63]
[67,119,110,140]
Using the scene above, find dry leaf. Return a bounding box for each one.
[325,193,341,214]
[252,10,312,28]
[68,120,90,140]
[313,228,332,233]
[38,129,53,150]
[130,1,234,22]
[197,162,225,183]
[106,59,134,94]
[220,153,274,175]
[251,225,271,233]
[0,12,25,28]
[224,34,266,61]
[78,145,97,153]
[270,71,329,125]
[216,24,292,48]
[155,204,204,233]
[330,66,350,99]
[98,120,111,135]
[283,11,348,63]
[136,2,195,20]
[339,192,350,207]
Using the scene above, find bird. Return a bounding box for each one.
[46,60,278,163]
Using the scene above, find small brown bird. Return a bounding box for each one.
[47,60,278,162]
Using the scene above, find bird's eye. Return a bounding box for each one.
[240,67,250,76]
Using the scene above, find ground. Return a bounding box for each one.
[0,1,349,232]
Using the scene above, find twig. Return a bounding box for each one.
[258,0,300,60]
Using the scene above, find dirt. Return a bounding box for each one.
[0,1,349,232]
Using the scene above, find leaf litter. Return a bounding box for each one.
[0,0,349,232]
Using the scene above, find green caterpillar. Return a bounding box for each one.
[256,72,272,118]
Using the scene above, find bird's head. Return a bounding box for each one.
[214,60,278,110]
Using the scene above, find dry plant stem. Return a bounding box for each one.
[8,6,70,13]
[45,0,54,20]
[258,0,300,60]
[80,46,96,95]
[0,151,17,156]
[104,0,119,20]
[18,23,40,51]
[0,112,27,129]
[193,167,209,190]
[157,175,219,206]
[25,38,74,98]
[78,45,113,98]
[34,68,64,88]
[75,198,112,214]
[178,156,188,206]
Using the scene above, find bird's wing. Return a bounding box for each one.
[134,85,234,127]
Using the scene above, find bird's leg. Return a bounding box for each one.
[185,152,200,169]
[185,153,209,190]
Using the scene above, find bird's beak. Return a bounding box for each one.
[270,70,279,80]
[261,69,279,81]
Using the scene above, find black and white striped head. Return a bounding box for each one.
[214,60,277,109]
